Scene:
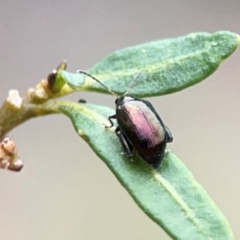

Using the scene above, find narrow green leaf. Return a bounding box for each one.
[58,101,234,240]
[58,31,239,97]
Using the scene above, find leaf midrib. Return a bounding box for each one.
[152,169,210,239]
[83,44,221,87]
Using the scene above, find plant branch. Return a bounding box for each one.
[0,61,76,171]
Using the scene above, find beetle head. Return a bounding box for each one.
[115,96,134,106]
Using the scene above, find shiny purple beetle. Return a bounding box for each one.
[78,70,173,168]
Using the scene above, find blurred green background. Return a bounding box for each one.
[0,1,240,239]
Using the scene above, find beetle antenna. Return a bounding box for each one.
[123,70,143,96]
[77,70,118,96]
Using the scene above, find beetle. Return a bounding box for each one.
[77,70,173,168]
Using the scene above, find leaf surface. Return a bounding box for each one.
[58,101,234,240]
[58,31,239,97]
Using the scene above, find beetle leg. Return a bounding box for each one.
[78,98,87,103]
[131,149,137,162]
[115,127,133,156]
[105,114,116,128]
[164,125,173,143]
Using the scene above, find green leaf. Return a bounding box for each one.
[58,31,239,97]
[58,101,234,240]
